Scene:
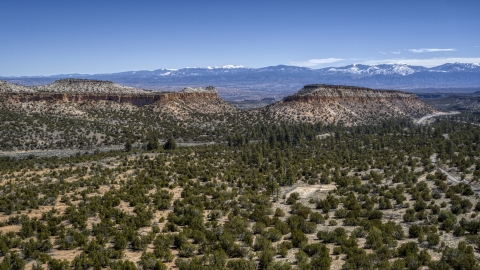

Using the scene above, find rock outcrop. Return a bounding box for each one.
[261,84,437,125]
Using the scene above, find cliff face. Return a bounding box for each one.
[2,91,220,106]
[262,84,437,125]
[0,80,222,106]
[0,80,237,118]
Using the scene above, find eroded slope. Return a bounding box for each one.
[262,84,437,125]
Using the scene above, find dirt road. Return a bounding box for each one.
[430,153,480,194]
[415,111,459,125]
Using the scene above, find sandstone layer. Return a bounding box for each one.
[2,91,224,107]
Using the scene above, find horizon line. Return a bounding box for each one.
[1,61,479,78]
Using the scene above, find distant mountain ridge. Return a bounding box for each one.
[3,62,480,101]
[5,62,479,79]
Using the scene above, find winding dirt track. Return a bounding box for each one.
[430,153,480,195]
[415,111,459,124]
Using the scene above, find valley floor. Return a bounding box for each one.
[0,113,479,269]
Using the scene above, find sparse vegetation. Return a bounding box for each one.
[0,82,479,269]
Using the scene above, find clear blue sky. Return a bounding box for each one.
[1,0,479,76]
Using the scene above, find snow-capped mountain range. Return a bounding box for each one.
[7,62,479,79]
[324,63,426,76]
[322,63,479,76]
[3,63,480,101]
[104,62,479,77]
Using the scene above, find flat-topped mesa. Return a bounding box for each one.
[34,78,149,95]
[0,79,225,108]
[286,84,418,102]
[262,84,436,125]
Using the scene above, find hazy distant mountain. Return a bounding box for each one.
[3,63,480,101]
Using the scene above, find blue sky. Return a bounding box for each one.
[1,0,479,76]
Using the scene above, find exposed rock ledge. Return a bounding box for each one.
[1,92,220,107]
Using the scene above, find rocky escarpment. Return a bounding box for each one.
[3,91,224,107]
[0,79,225,106]
[0,79,238,117]
[149,86,238,118]
[262,84,437,125]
